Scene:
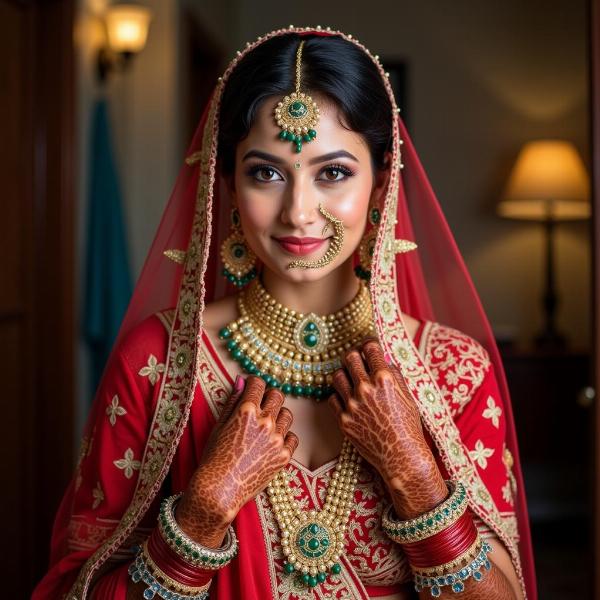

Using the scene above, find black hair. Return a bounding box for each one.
[218,34,393,174]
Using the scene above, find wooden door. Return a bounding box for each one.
[0,0,75,595]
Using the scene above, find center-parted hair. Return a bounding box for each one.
[218,34,393,174]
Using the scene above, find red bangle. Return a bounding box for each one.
[402,510,478,569]
[147,528,214,587]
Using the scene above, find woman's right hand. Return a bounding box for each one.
[175,375,298,546]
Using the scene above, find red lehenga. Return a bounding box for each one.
[33,25,536,600]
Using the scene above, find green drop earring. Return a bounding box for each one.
[220,207,257,287]
[273,40,320,153]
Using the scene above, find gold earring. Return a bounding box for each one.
[220,208,257,287]
[286,203,344,270]
[355,206,381,281]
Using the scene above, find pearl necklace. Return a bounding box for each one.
[218,277,375,399]
[267,438,361,588]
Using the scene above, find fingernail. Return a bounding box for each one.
[234,375,245,393]
[384,352,391,363]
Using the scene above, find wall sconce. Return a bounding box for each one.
[97,4,152,82]
[498,139,590,349]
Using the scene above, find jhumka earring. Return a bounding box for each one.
[220,207,257,287]
[274,40,320,153]
[355,206,418,281]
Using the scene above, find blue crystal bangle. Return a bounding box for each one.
[128,545,211,600]
[412,539,493,597]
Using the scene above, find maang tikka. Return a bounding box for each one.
[274,40,320,153]
[220,207,257,287]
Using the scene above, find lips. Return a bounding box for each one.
[274,236,330,256]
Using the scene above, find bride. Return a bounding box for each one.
[33,26,536,600]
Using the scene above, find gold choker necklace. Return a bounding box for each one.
[218,277,375,399]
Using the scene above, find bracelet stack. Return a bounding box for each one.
[128,493,239,599]
[382,481,492,597]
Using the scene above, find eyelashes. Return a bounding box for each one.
[245,163,356,183]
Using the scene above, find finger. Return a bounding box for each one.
[261,387,285,418]
[389,363,410,395]
[327,392,345,420]
[242,375,266,408]
[274,406,294,436]
[361,337,389,374]
[332,369,353,406]
[283,431,299,457]
[342,348,370,390]
[219,375,246,423]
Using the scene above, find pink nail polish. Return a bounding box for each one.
[234,375,246,393]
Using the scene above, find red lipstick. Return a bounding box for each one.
[274,236,329,256]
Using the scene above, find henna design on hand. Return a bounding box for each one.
[328,337,447,519]
[176,375,299,545]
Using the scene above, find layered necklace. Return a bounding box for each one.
[218,277,375,588]
[218,277,376,400]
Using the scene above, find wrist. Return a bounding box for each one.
[384,463,447,520]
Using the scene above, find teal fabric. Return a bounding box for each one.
[83,99,132,397]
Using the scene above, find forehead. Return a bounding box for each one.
[236,93,370,162]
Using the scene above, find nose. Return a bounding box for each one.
[279,177,318,229]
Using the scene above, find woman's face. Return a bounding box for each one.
[229,95,389,284]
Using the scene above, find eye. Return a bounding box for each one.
[318,164,355,182]
[248,164,284,182]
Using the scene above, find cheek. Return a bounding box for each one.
[334,178,372,228]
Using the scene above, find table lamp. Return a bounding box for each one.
[498,140,590,349]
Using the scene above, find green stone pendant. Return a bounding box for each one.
[274,92,320,153]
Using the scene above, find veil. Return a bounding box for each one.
[68,26,536,599]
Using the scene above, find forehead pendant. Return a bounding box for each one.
[274,40,320,153]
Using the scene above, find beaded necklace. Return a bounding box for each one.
[218,277,375,400]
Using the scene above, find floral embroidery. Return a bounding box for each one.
[469,439,494,469]
[482,396,502,428]
[377,291,396,324]
[138,354,166,386]
[106,395,127,426]
[157,398,181,433]
[503,446,518,495]
[502,479,514,505]
[113,448,141,479]
[92,481,105,510]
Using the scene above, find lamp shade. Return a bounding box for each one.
[498,140,590,221]
[105,5,152,54]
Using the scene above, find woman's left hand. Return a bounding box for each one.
[328,337,448,519]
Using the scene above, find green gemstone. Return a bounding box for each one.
[282,383,292,394]
[192,550,200,559]
[175,538,182,546]
[241,357,252,370]
[226,339,237,351]
[303,133,311,142]
[304,333,318,347]
[308,576,318,587]
[293,384,304,396]
[370,208,381,224]
[302,573,310,584]
[308,129,317,138]
[308,538,319,551]
[270,379,281,388]
[321,538,329,547]
[233,246,245,258]
[426,518,434,526]
[317,572,327,583]
[314,387,324,400]
[288,100,308,118]
[218,327,232,339]
[261,373,272,385]
[304,321,317,332]
[232,348,243,360]
[279,130,288,140]
[284,562,295,574]
[309,524,319,534]
[331,563,341,575]
[304,385,314,396]
[295,143,302,153]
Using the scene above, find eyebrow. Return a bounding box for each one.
[242,149,359,165]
